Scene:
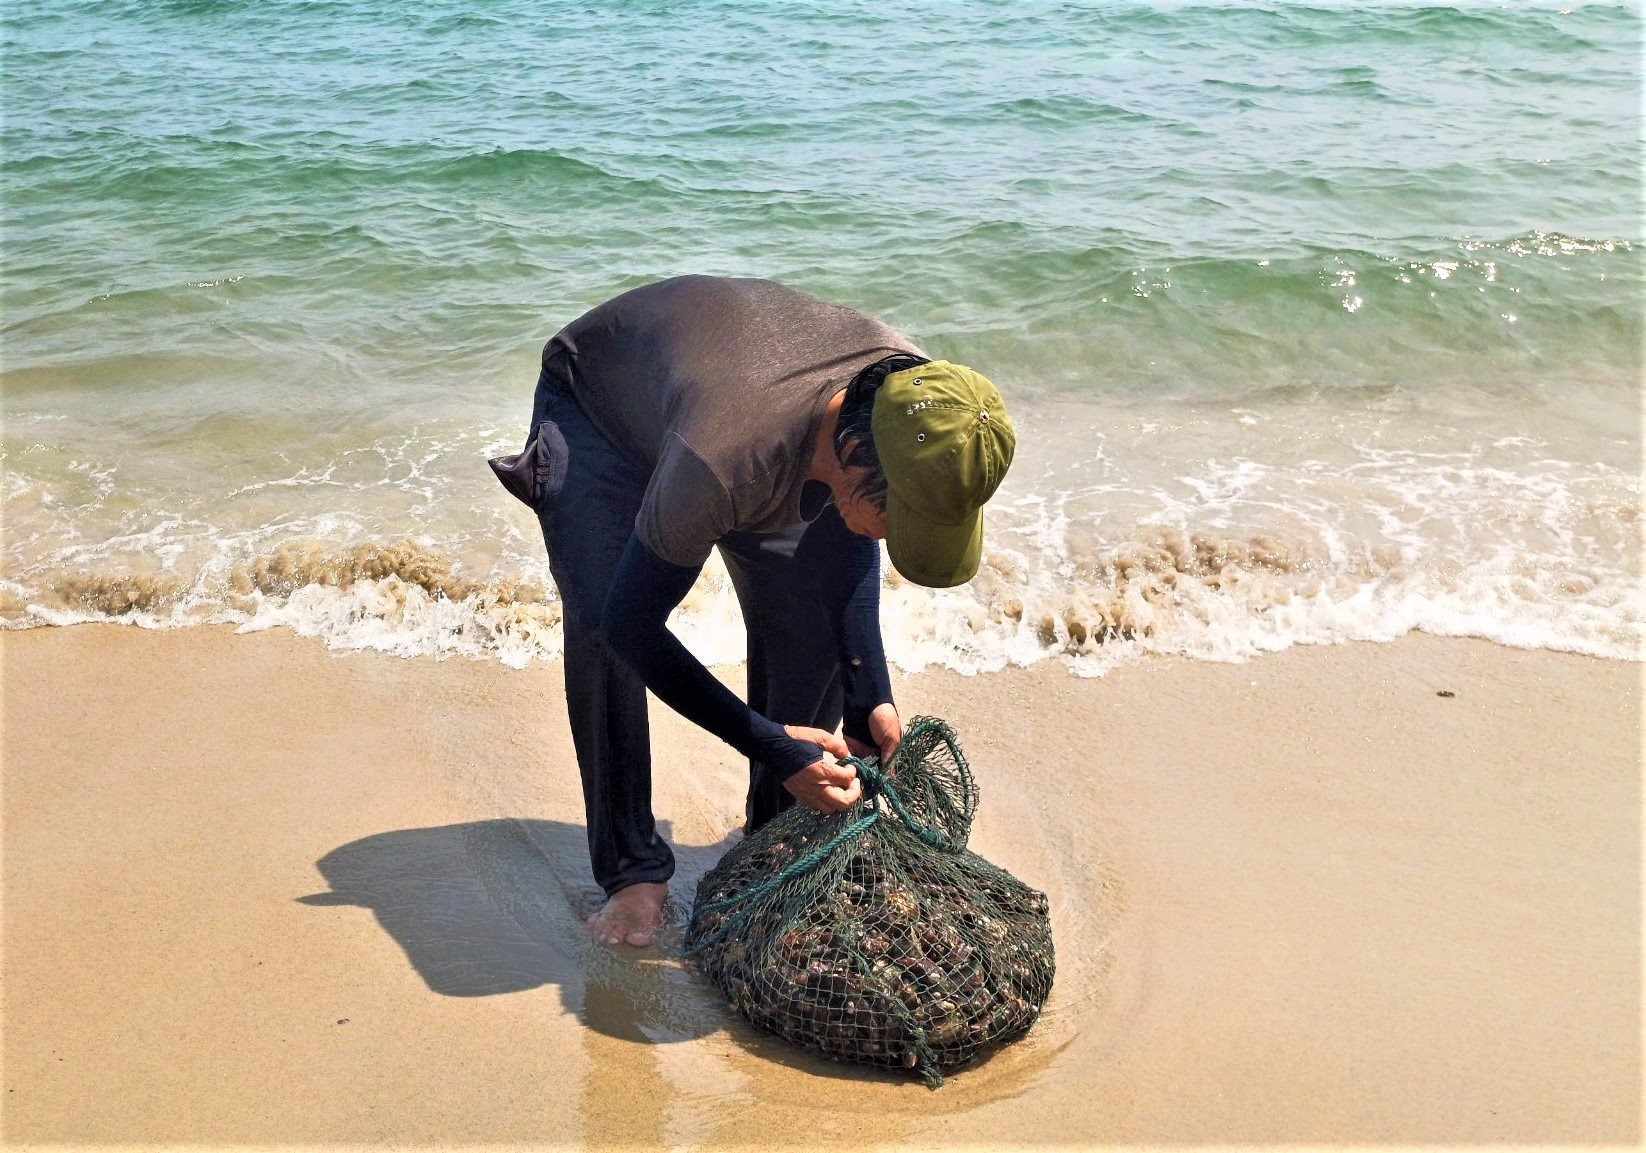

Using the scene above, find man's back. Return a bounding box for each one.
[544,275,918,468]
[542,275,923,563]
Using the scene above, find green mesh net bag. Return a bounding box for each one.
[685,717,1054,1087]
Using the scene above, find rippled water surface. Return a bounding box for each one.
[3,1,1641,668]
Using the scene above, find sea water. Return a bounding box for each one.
[2,1,1640,672]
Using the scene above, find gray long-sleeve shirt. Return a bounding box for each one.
[540,274,924,566]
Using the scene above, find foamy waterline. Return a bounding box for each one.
[8,401,1642,673]
[6,521,1640,674]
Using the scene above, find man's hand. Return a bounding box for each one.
[845,702,903,764]
[782,725,862,814]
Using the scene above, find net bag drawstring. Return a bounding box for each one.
[685,717,970,957]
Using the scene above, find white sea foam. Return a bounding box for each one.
[5,388,1640,674]
[5,515,1639,676]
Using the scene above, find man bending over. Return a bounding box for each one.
[492,275,1015,946]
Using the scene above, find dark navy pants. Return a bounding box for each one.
[530,368,845,897]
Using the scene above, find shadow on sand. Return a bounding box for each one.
[296,818,733,1045]
[295,817,1022,1090]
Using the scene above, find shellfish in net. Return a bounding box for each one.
[685,717,1054,1086]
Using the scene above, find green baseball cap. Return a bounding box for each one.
[873,361,1015,588]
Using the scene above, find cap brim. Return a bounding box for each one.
[885,488,984,589]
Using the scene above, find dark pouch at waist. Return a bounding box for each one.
[488,419,569,510]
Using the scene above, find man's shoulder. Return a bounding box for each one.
[637,431,736,567]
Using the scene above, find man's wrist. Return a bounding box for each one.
[843,699,894,748]
[749,715,824,780]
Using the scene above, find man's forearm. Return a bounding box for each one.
[598,534,821,779]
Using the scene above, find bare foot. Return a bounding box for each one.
[586,882,667,947]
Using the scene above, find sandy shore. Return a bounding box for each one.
[2,624,1639,1149]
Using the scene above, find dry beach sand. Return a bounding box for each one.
[2,623,1639,1148]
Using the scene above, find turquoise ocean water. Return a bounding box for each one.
[2,1,1641,671]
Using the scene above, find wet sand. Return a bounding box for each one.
[2,624,1639,1148]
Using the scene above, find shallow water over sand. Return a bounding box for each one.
[3,2,1641,669]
